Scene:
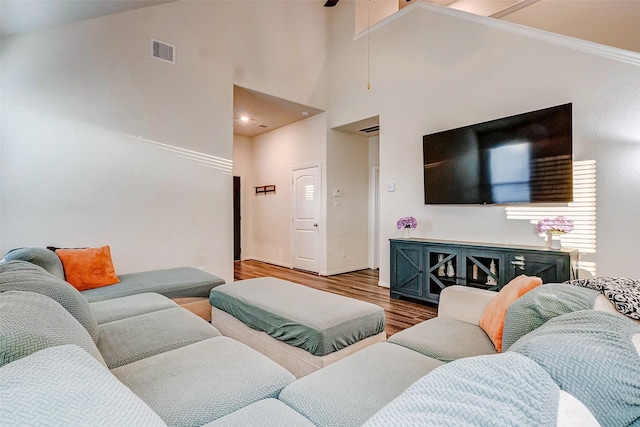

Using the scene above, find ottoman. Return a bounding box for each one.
[209,277,387,378]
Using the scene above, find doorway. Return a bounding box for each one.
[291,165,320,273]
[233,176,241,261]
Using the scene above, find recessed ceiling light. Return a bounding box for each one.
[301,111,310,116]
[240,116,250,122]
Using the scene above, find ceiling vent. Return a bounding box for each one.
[358,125,379,133]
[151,39,175,64]
[258,124,269,128]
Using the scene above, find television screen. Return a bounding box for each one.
[423,103,573,205]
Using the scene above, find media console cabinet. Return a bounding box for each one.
[390,238,578,305]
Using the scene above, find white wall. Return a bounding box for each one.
[328,2,640,284]
[0,1,328,282]
[232,134,253,260]
[326,130,370,274]
[368,136,380,269]
[4,0,639,285]
[369,136,380,170]
[240,113,328,270]
[355,0,398,34]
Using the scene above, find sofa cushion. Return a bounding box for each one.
[0,260,99,342]
[0,291,105,367]
[510,310,640,427]
[97,307,220,369]
[278,342,444,427]
[388,316,497,362]
[112,337,295,427]
[90,292,178,324]
[479,274,542,352]
[54,245,120,291]
[0,345,166,426]
[81,267,225,302]
[202,399,315,427]
[3,247,65,279]
[363,352,560,427]
[502,283,599,351]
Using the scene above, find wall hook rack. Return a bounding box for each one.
[254,185,276,195]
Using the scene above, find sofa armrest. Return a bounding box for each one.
[438,285,497,325]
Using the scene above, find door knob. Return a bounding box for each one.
[313,223,318,227]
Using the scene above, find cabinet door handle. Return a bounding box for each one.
[511,260,525,270]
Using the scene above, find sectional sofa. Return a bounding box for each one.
[1,255,639,426]
[3,247,224,320]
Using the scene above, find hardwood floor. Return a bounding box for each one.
[234,260,437,337]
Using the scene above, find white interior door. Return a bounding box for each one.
[292,166,320,273]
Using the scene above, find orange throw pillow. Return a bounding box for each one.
[55,246,120,291]
[479,274,542,352]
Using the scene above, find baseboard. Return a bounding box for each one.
[241,259,370,277]
[247,257,292,269]
[325,264,370,276]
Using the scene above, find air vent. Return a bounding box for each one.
[151,39,175,64]
[258,124,269,128]
[358,125,379,133]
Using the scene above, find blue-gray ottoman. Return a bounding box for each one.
[210,277,387,377]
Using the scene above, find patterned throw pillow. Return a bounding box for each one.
[565,277,640,320]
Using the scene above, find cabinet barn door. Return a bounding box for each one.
[508,253,564,284]
[391,244,423,299]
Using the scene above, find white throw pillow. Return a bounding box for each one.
[594,294,640,326]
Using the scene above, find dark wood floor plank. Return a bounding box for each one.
[233,260,437,337]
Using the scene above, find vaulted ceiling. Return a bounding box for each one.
[0,0,176,37]
[2,0,638,137]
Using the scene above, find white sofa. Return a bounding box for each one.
[2,259,639,426]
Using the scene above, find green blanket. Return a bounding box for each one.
[502,283,598,351]
[363,352,559,427]
[510,310,640,427]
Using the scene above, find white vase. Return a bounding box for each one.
[548,232,562,249]
[402,227,411,239]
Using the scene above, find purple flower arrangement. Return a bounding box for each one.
[537,216,574,235]
[397,216,418,229]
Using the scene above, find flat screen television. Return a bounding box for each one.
[423,103,573,205]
